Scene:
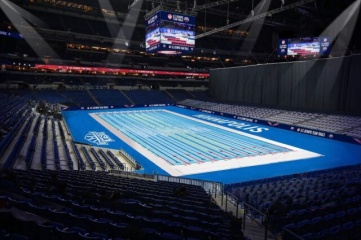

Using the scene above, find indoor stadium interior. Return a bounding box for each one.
[1,0,361,239]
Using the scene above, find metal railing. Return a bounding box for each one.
[282,228,304,240]
[222,191,240,218]
[243,202,269,240]
[109,169,156,180]
[156,174,223,198]
[119,149,142,170]
[108,170,224,198]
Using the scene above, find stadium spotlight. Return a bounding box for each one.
[103,0,143,62]
[0,0,59,59]
[128,0,142,9]
[236,0,271,56]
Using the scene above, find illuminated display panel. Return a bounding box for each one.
[145,11,195,55]
[278,37,331,57]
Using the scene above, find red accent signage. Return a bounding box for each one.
[33,64,209,77]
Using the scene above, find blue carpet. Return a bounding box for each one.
[62,106,361,184]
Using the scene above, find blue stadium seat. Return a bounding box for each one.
[2,234,29,240]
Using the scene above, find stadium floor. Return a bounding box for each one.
[62,106,361,184]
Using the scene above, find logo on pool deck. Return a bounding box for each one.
[85,132,114,146]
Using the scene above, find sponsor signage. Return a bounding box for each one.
[33,64,209,77]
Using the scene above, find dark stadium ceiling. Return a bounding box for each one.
[70,0,359,32]
[4,0,359,37]
[19,0,356,31]
[1,0,360,61]
[160,0,357,31]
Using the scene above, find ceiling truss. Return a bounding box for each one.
[195,0,316,39]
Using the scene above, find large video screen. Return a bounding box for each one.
[0,30,24,39]
[145,11,195,55]
[145,28,161,52]
[278,37,331,57]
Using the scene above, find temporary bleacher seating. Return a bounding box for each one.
[52,120,61,171]
[90,148,106,171]
[178,99,361,137]
[98,149,115,170]
[40,118,48,170]
[81,146,96,171]
[3,115,34,170]
[57,120,74,170]
[71,142,86,171]
[106,150,125,170]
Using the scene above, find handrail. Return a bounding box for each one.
[156,174,223,198]
[119,149,142,170]
[243,202,269,240]
[224,191,240,218]
[282,228,304,240]
[109,169,156,180]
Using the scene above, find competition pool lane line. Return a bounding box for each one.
[90,109,321,176]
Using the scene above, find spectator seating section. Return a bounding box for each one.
[57,119,74,170]
[61,90,97,107]
[89,89,131,106]
[0,169,237,239]
[0,102,119,172]
[33,90,69,104]
[0,104,30,161]
[106,150,125,170]
[225,165,361,239]
[3,115,34,170]
[344,126,361,138]
[166,89,194,102]
[124,90,175,105]
[189,91,212,101]
[298,115,361,134]
[178,99,361,138]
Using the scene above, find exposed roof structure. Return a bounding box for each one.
[1,0,360,65]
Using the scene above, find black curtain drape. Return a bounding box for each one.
[209,54,361,114]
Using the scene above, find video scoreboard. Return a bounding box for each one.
[278,37,331,57]
[145,10,195,55]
